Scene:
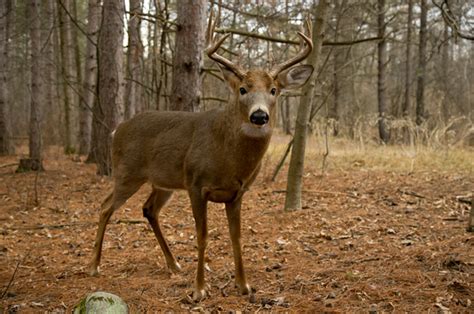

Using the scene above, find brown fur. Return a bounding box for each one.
[89,59,313,301]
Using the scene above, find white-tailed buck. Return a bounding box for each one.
[89,15,314,300]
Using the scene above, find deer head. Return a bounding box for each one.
[206,17,314,137]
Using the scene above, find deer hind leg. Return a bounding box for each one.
[142,188,181,273]
[225,198,251,295]
[89,179,144,276]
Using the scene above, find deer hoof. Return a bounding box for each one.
[89,265,99,277]
[237,282,251,295]
[192,288,207,302]
[168,261,182,273]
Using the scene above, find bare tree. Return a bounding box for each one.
[78,0,101,155]
[21,0,43,171]
[124,0,143,120]
[170,0,206,112]
[58,0,77,153]
[95,0,125,175]
[284,0,330,211]
[0,0,14,155]
[41,0,57,146]
[441,24,450,120]
[402,0,413,118]
[416,0,427,126]
[377,0,390,143]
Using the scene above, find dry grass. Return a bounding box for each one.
[264,134,473,177]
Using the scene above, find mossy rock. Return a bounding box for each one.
[73,291,128,314]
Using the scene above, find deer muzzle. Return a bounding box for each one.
[249,104,270,126]
[250,109,269,126]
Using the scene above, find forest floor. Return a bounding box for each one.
[0,137,472,313]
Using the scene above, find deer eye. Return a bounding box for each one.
[239,87,247,95]
[270,88,276,96]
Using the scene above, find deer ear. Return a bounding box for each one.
[277,64,314,91]
[218,65,242,91]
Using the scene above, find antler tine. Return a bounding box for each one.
[269,18,313,79]
[206,8,215,46]
[205,8,246,79]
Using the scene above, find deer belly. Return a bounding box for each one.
[201,187,239,203]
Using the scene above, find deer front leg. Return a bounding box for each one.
[189,189,208,301]
[225,197,251,295]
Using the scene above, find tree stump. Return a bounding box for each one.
[16,158,43,172]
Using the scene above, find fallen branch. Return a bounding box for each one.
[3,219,147,231]
[0,163,18,169]
[115,219,147,225]
[272,189,353,196]
[1,250,30,299]
[397,188,425,199]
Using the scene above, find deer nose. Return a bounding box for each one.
[250,109,269,126]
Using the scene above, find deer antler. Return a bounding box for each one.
[269,18,313,79]
[206,9,246,79]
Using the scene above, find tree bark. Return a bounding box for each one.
[170,0,206,112]
[78,0,101,155]
[27,0,43,169]
[377,0,390,143]
[441,24,450,121]
[95,0,124,175]
[124,0,143,120]
[58,0,77,153]
[284,0,330,211]
[402,0,412,118]
[416,0,427,126]
[0,0,14,155]
[41,0,57,146]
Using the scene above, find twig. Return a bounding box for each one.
[1,250,30,299]
[115,219,147,225]
[355,257,380,263]
[4,219,147,231]
[272,189,352,196]
[321,103,330,175]
[0,163,18,169]
[397,188,425,199]
[33,170,40,206]
[271,139,294,182]
[4,222,91,230]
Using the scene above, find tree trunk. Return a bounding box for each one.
[26,0,43,170]
[330,0,346,137]
[41,0,57,146]
[95,0,124,175]
[402,0,412,118]
[469,200,474,232]
[124,0,143,120]
[441,24,450,121]
[170,0,206,112]
[416,0,427,126]
[0,0,14,155]
[58,0,77,154]
[78,0,101,156]
[377,0,390,143]
[284,0,330,211]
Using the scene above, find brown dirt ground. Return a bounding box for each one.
[0,145,472,313]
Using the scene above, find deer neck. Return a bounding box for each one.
[220,103,272,156]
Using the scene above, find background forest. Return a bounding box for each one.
[0,0,473,167]
[0,0,473,312]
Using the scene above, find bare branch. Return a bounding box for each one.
[432,0,474,41]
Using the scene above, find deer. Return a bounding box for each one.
[88,15,314,301]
